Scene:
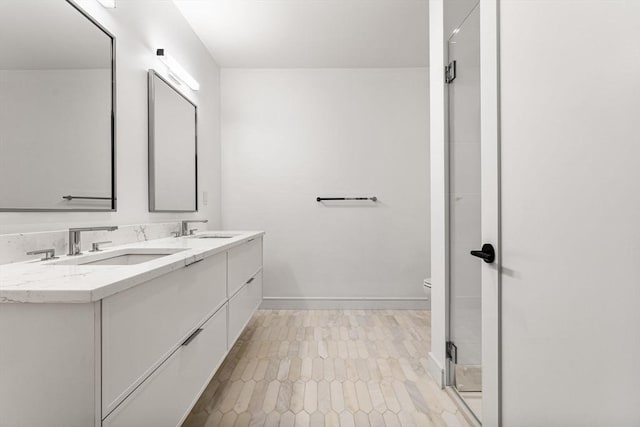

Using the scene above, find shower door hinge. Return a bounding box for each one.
[445,61,457,84]
[446,341,458,363]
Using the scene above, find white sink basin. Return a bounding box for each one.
[52,248,187,266]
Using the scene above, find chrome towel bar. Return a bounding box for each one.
[316,196,377,202]
[62,195,111,201]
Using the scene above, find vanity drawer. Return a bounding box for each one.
[228,237,262,297]
[101,252,227,415]
[103,304,228,427]
[228,271,262,348]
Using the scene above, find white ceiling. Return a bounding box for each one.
[173,0,429,68]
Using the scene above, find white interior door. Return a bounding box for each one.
[498,1,640,425]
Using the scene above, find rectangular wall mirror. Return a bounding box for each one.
[0,0,115,211]
[148,69,198,212]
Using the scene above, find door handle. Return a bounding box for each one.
[470,243,495,264]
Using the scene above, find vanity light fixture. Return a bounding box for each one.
[156,49,200,91]
[96,0,116,8]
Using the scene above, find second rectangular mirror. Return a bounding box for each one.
[148,69,197,212]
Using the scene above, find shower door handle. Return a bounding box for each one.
[470,244,495,264]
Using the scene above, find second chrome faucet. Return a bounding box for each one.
[181,220,208,237]
[68,226,118,256]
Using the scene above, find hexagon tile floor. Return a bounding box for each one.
[182,310,471,427]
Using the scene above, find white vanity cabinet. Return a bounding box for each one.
[0,235,263,427]
[228,236,262,296]
[101,252,227,416]
[229,272,263,347]
[103,304,229,427]
[227,236,263,347]
[102,236,263,425]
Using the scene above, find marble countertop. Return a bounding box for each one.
[0,231,264,304]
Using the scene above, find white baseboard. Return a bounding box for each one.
[260,296,430,310]
[427,352,445,388]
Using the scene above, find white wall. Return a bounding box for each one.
[428,0,448,387]
[0,0,221,233]
[500,1,640,425]
[221,68,429,308]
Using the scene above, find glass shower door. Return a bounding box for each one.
[447,4,482,422]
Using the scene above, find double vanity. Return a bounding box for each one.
[0,3,259,425]
[0,230,264,427]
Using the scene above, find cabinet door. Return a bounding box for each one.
[0,303,98,427]
[228,271,262,348]
[102,253,226,415]
[103,304,228,427]
[228,237,262,297]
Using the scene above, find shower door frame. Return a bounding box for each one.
[446,3,483,422]
[444,0,501,425]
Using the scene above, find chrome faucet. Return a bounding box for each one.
[181,220,208,236]
[68,226,118,256]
